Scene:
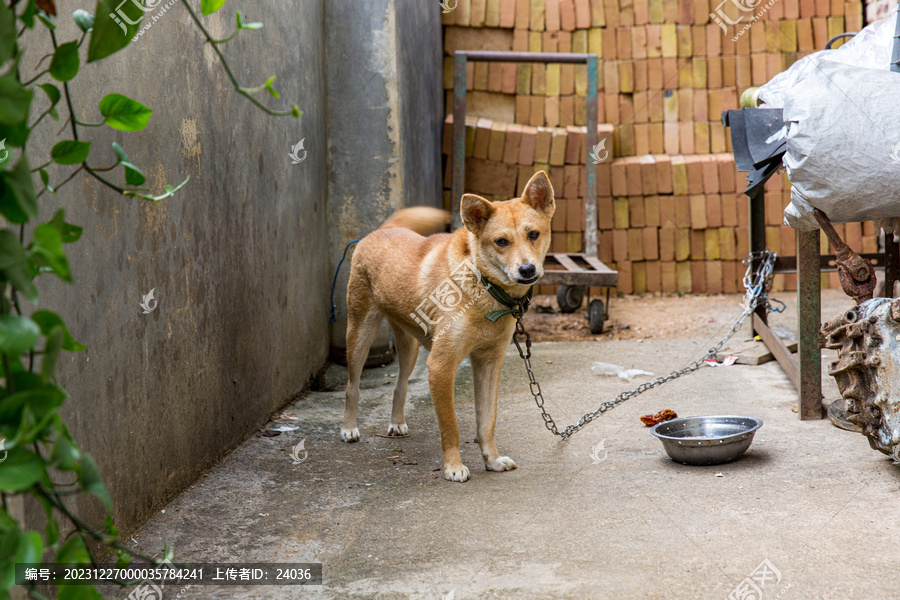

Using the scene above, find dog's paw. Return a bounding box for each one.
[485,456,518,472]
[341,427,360,443]
[387,423,408,436]
[443,464,470,482]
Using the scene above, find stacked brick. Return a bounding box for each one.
[441,0,869,295]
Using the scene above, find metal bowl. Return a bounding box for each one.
[650,415,763,465]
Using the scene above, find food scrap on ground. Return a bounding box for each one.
[640,409,678,427]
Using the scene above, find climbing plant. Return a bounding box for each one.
[0,0,299,597]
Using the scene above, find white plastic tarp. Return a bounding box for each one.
[757,11,900,232]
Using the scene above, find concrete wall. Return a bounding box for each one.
[326,0,443,355]
[30,0,330,530]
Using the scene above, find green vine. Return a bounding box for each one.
[0,0,300,597]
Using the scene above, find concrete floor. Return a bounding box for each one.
[125,292,900,600]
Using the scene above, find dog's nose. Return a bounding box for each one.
[518,264,537,279]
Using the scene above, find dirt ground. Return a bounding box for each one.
[523,289,855,343]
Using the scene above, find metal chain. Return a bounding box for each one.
[514,251,778,439]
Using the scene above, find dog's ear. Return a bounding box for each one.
[461,194,496,232]
[521,170,555,215]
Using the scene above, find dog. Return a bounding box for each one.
[341,171,555,482]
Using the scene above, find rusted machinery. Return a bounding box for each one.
[823,297,900,460]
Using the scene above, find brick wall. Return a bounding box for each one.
[440,0,878,295]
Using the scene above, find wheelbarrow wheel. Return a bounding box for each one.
[588,299,605,334]
[556,285,585,313]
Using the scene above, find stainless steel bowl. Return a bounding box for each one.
[650,415,763,465]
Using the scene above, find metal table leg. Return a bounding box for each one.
[885,232,900,298]
[748,187,768,332]
[797,229,823,419]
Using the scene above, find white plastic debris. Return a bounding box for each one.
[590,362,654,382]
[270,425,300,432]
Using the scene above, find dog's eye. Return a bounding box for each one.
[495,238,508,247]
[528,230,540,241]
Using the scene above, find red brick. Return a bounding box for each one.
[706,194,722,228]
[629,196,646,227]
[661,261,677,293]
[559,0,576,30]
[613,229,628,262]
[567,192,584,230]
[516,0,531,28]
[643,227,659,260]
[598,196,614,229]
[706,262,723,294]
[691,261,706,292]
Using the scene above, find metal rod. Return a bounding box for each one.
[584,55,598,257]
[886,232,900,297]
[748,186,767,332]
[451,53,467,230]
[454,51,594,64]
[797,229,823,420]
[891,5,900,73]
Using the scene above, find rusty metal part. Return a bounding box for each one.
[822,297,900,457]
[812,208,876,304]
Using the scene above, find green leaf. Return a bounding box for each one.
[51,433,79,472]
[41,326,63,380]
[291,104,302,118]
[0,448,44,491]
[79,454,112,510]
[36,12,55,30]
[51,140,91,165]
[56,536,90,564]
[32,310,85,351]
[0,120,31,148]
[235,11,262,30]
[39,168,49,186]
[49,209,83,244]
[20,1,37,28]
[0,155,38,224]
[0,3,16,65]
[30,222,71,281]
[98,94,152,131]
[38,83,61,107]
[201,0,227,15]
[111,142,146,185]
[45,517,59,547]
[0,314,40,355]
[87,0,141,63]
[49,41,80,82]
[15,531,42,565]
[73,9,94,32]
[0,230,38,302]
[123,162,145,185]
[0,76,33,126]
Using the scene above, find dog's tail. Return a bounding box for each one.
[380,206,451,236]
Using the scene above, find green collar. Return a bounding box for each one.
[478,272,534,322]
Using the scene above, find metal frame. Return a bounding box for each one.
[748,189,900,419]
[451,51,616,289]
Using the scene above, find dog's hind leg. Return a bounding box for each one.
[387,322,419,437]
[342,287,382,443]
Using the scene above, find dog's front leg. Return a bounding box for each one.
[471,347,517,473]
[426,348,469,482]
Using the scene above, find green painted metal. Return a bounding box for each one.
[451,52,467,230]
[797,229,823,420]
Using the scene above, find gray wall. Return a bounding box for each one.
[31,0,330,529]
[326,0,443,354]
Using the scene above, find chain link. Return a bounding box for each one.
[514,251,778,439]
